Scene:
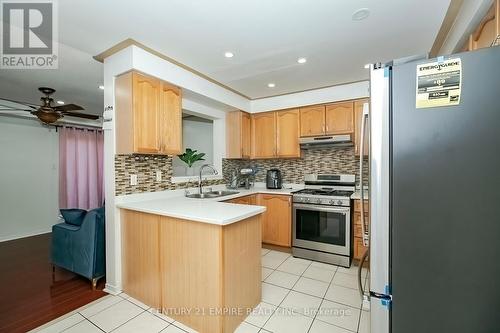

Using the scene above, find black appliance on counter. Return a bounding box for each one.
[266,169,282,189]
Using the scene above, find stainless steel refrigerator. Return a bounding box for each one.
[364,45,500,333]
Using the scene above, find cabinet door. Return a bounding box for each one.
[133,72,161,153]
[121,210,161,308]
[325,102,354,134]
[299,105,325,137]
[258,194,292,247]
[241,112,252,158]
[276,109,300,158]
[354,99,370,156]
[468,0,499,50]
[251,112,276,158]
[159,82,182,155]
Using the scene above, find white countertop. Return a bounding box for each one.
[116,183,303,226]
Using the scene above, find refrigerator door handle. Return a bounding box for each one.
[359,103,370,246]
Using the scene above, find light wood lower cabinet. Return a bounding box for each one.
[257,194,292,247]
[353,199,369,261]
[121,210,161,309]
[225,194,257,205]
[121,210,261,333]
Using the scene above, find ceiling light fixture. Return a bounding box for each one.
[98,85,104,90]
[267,83,276,88]
[364,64,370,69]
[224,52,234,58]
[297,57,307,64]
[56,100,65,105]
[352,8,370,21]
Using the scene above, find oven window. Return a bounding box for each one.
[295,208,346,246]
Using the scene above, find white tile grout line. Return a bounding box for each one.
[261,249,367,333]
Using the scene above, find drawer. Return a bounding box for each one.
[354,200,369,213]
[354,236,369,260]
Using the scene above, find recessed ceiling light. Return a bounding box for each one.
[98,85,104,90]
[352,8,370,21]
[56,100,64,105]
[224,52,234,58]
[297,57,307,64]
[267,83,276,88]
[364,64,370,69]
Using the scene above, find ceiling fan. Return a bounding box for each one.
[0,87,100,124]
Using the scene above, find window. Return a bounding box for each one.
[172,113,214,177]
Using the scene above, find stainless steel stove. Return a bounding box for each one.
[292,174,355,267]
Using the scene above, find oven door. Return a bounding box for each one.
[293,204,351,255]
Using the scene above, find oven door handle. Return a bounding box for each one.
[293,204,350,214]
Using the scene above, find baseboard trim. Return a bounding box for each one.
[0,229,52,243]
[104,283,122,295]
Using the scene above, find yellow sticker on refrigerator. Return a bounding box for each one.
[416,58,461,108]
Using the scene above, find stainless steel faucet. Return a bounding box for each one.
[198,164,218,194]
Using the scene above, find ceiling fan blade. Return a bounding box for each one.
[61,111,100,120]
[0,97,38,108]
[0,108,33,111]
[53,103,84,112]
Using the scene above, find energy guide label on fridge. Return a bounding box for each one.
[416,58,461,108]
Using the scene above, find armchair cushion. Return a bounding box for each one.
[60,208,87,226]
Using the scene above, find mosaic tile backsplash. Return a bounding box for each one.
[115,147,368,195]
[222,147,368,185]
[115,155,224,195]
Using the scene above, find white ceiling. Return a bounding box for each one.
[0,0,451,115]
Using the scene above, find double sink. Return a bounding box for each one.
[185,190,239,199]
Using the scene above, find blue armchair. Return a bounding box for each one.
[51,207,105,289]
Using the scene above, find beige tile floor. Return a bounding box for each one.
[30,249,370,333]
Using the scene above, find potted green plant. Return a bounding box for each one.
[177,148,206,176]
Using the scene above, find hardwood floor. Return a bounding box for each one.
[0,233,107,333]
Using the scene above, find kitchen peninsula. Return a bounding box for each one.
[117,194,266,333]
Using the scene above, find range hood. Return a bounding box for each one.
[299,134,353,149]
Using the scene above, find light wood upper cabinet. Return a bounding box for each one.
[354,99,369,156]
[159,82,182,155]
[133,72,161,154]
[115,71,182,155]
[226,111,251,159]
[300,105,325,137]
[251,112,277,159]
[258,194,292,247]
[276,109,300,158]
[325,102,354,135]
[468,0,499,50]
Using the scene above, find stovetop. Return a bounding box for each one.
[293,189,354,197]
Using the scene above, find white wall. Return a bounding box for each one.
[0,117,59,242]
[173,118,214,176]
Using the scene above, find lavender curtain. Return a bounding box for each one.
[59,127,104,210]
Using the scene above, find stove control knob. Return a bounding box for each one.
[336,200,343,206]
[304,198,310,202]
[315,198,321,204]
[329,199,335,205]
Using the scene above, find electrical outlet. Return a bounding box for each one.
[156,170,162,182]
[130,174,138,186]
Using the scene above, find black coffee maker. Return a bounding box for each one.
[266,169,282,189]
